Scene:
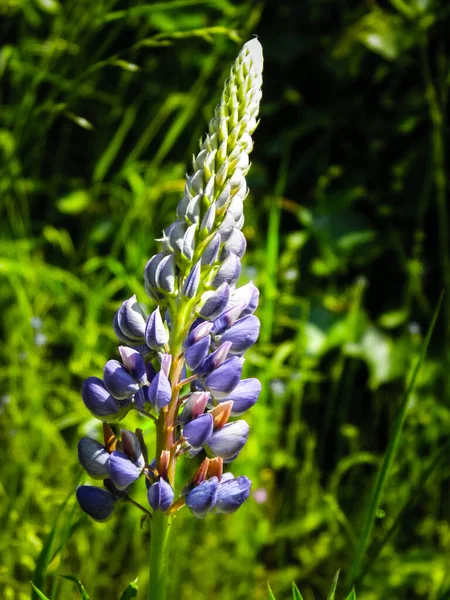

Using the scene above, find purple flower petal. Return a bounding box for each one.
[145,307,169,349]
[76,486,116,521]
[180,392,210,424]
[214,475,252,513]
[103,360,140,400]
[115,295,147,342]
[219,315,260,354]
[118,346,147,383]
[183,413,214,448]
[201,232,221,265]
[196,342,232,377]
[77,438,110,479]
[148,370,172,411]
[206,420,249,462]
[182,261,201,298]
[199,283,230,320]
[108,451,142,490]
[204,356,243,399]
[185,477,219,519]
[212,253,241,288]
[185,335,211,371]
[148,478,174,511]
[219,378,261,416]
[82,376,121,419]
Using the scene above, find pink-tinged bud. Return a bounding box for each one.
[180,392,210,424]
[209,400,233,430]
[206,457,223,481]
[158,450,170,479]
[196,341,232,377]
[160,353,172,377]
[186,321,214,345]
[118,346,147,384]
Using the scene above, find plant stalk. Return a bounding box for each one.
[148,510,172,600]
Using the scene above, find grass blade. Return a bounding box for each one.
[346,292,443,587]
[267,583,277,600]
[326,570,340,600]
[60,575,90,599]
[30,584,51,600]
[346,590,357,600]
[292,582,304,599]
[119,579,139,600]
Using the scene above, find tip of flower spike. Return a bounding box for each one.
[243,38,263,73]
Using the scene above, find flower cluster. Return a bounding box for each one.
[76,39,263,522]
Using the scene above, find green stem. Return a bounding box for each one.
[148,511,172,600]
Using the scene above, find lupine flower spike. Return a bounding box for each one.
[76,38,263,599]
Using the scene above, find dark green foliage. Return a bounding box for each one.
[1,1,450,599]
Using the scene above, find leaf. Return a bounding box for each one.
[30,583,51,600]
[292,582,304,600]
[346,590,357,600]
[57,190,91,215]
[60,575,90,599]
[267,583,277,600]
[326,570,340,600]
[119,579,139,600]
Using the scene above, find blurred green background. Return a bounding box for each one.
[1,0,450,599]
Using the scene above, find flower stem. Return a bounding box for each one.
[148,510,172,600]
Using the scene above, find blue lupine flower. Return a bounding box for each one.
[214,475,252,514]
[185,335,211,371]
[183,413,214,448]
[204,356,243,399]
[113,295,147,344]
[148,370,172,411]
[148,478,174,512]
[185,477,219,519]
[218,378,261,416]
[199,283,230,319]
[108,451,143,490]
[78,438,110,479]
[82,376,129,420]
[218,315,260,355]
[76,39,263,526]
[103,360,140,400]
[118,346,147,384]
[145,307,169,349]
[76,486,117,521]
[180,392,210,424]
[206,421,249,462]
